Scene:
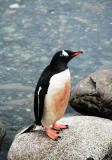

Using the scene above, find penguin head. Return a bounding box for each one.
[50,50,83,67]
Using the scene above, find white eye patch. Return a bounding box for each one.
[62,50,69,56]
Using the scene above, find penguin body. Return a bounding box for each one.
[41,68,70,127]
[34,64,68,126]
[23,50,83,140]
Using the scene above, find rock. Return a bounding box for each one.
[9,4,20,9]
[7,116,112,160]
[0,121,6,150]
[70,69,112,120]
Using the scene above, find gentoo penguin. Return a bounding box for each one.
[23,50,83,140]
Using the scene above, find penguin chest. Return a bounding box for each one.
[51,80,70,118]
[42,69,70,126]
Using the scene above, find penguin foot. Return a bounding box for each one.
[46,128,60,140]
[53,123,69,131]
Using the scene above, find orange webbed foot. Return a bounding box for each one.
[53,123,69,131]
[46,128,61,140]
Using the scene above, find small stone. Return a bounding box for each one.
[17,117,23,121]
[7,96,12,100]
[0,122,6,148]
[43,28,48,32]
[105,41,111,45]
[85,27,90,32]
[9,4,20,9]
[18,93,23,97]
[26,109,31,112]
[27,94,32,98]
[48,10,55,14]
[92,28,98,32]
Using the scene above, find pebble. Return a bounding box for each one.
[17,117,23,121]
[27,94,32,98]
[92,28,98,32]
[7,96,12,100]
[105,41,111,45]
[26,108,31,112]
[9,4,20,9]
[21,54,31,61]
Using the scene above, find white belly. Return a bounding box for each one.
[41,69,70,127]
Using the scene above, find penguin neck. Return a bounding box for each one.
[50,62,68,73]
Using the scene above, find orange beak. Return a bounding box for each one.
[72,51,83,56]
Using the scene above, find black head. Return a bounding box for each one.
[50,50,83,69]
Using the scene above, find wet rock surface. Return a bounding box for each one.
[0,122,6,150]
[8,116,112,160]
[70,69,112,119]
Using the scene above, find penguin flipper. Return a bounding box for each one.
[34,65,54,125]
[34,74,50,125]
[34,85,46,125]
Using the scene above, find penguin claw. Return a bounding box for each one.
[52,128,60,133]
[53,123,69,131]
[54,136,61,141]
[58,136,61,139]
[46,124,68,140]
[60,125,69,130]
[65,125,69,129]
[46,128,60,140]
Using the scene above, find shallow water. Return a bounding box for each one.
[0,0,112,159]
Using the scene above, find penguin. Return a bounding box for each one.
[23,50,83,140]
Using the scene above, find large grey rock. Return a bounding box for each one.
[70,69,112,120]
[0,121,6,150]
[8,116,112,160]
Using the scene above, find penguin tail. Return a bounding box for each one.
[21,121,42,134]
[21,124,36,134]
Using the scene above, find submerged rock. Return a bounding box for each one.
[8,116,112,160]
[0,121,6,150]
[70,69,112,120]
